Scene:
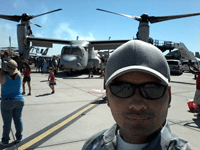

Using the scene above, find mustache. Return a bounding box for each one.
[123,110,154,117]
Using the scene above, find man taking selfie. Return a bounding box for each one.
[82,40,196,150]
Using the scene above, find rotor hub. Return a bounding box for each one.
[140,13,149,22]
[21,13,30,21]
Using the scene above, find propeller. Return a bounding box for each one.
[0,8,62,27]
[96,8,200,24]
[96,8,141,21]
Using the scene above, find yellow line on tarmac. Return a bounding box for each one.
[18,103,95,150]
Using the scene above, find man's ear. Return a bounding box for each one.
[168,86,171,108]
[106,87,110,107]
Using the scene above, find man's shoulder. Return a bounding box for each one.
[161,122,198,150]
[82,124,118,150]
[82,129,107,150]
[170,133,198,150]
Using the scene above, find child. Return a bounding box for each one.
[48,67,56,94]
[22,62,31,95]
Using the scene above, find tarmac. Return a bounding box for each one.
[0,68,199,150]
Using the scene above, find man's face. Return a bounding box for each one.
[106,71,171,142]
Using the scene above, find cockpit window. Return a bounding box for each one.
[62,48,71,54]
[62,47,82,56]
[71,47,82,56]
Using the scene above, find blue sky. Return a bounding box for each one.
[0,0,200,55]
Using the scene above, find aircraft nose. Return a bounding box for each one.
[62,55,77,63]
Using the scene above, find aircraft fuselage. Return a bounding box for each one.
[60,45,101,72]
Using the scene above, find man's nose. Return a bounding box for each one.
[128,89,147,111]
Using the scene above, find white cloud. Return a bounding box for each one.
[54,23,95,40]
[46,23,95,55]
[12,0,27,8]
[78,32,95,40]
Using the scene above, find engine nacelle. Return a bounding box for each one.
[17,24,30,59]
[138,22,149,42]
[90,57,101,69]
[87,48,101,69]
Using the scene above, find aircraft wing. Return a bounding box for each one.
[89,39,131,50]
[27,37,73,47]
[27,36,131,50]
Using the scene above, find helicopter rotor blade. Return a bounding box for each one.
[29,20,41,27]
[0,14,21,22]
[30,8,62,19]
[0,8,62,23]
[149,12,200,23]
[96,8,141,21]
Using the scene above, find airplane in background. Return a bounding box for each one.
[0,36,51,57]
[0,36,53,67]
[0,36,19,56]
[0,9,200,73]
[29,47,52,57]
[28,47,55,65]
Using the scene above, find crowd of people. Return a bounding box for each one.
[34,55,59,74]
[0,51,59,146]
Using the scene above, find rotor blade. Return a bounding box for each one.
[149,12,200,23]
[96,8,141,21]
[0,14,21,22]
[29,20,41,27]
[30,8,62,19]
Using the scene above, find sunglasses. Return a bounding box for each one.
[109,81,168,100]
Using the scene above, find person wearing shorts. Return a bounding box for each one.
[22,62,31,96]
[48,67,56,94]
